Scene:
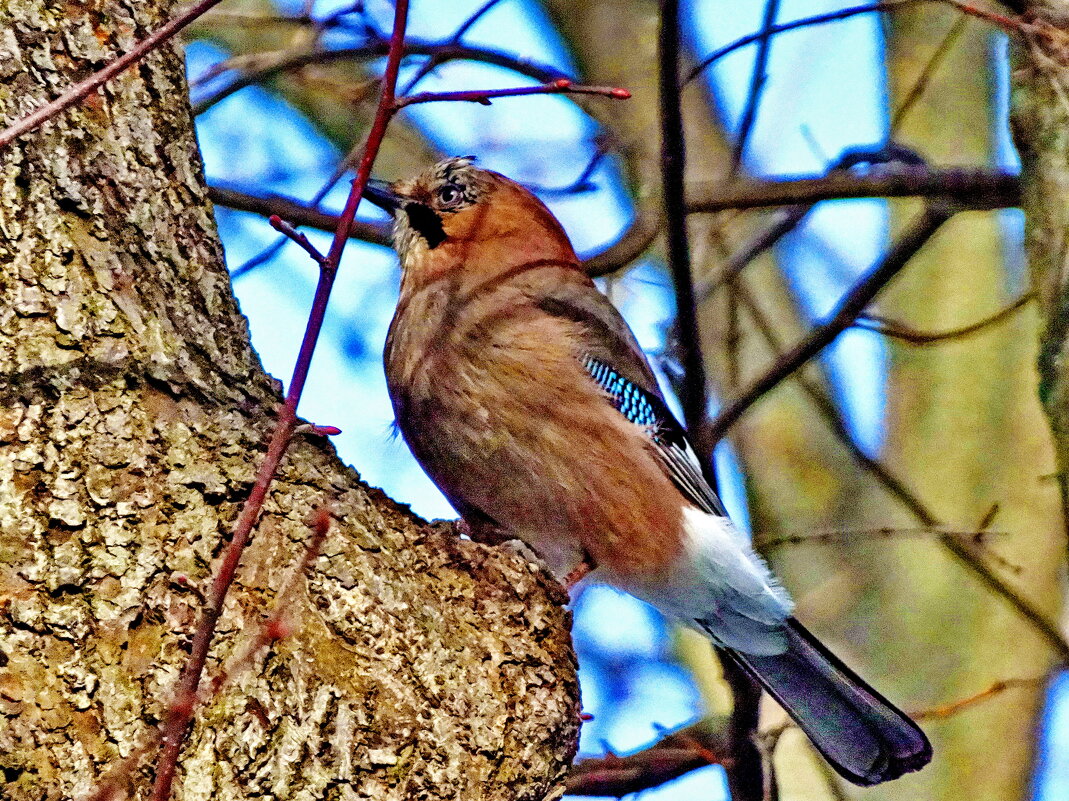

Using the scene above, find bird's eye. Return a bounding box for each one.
[436,183,464,209]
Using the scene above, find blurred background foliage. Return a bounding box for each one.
[181,1,1067,798]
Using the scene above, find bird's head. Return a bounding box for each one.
[364,157,579,287]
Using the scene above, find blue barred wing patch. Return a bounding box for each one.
[582,355,726,517]
[583,356,659,429]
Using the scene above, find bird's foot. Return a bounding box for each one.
[564,553,596,591]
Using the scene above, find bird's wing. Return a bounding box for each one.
[534,278,794,653]
[580,355,727,517]
[535,288,727,517]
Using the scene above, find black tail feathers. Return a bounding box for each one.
[730,618,932,786]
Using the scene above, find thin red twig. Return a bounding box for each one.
[269,215,328,264]
[395,78,630,108]
[914,677,1037,719]
[204,56,632,282]
[201,506,334,699]
[191,40,565,116]
[88,506,333,801]
[939,0,1028,32]
[0,0,226,149]
[148,3,411,799]
[294,422,344,436]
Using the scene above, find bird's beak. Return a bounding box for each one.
[362,179,402,213]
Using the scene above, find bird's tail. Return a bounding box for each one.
[728,617,932,786]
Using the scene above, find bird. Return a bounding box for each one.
[363,156,932,786]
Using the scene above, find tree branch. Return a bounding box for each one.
[692,149,946,305]
[565,718,729,796]
[685,0,935,85]
[730,282,1069,663]
[191,40,565,115]
[394,78,629,109]
[660,0,708,445]
[688,166,1020,213]
[207,184,663,278]
[706,204,955,443]
[854,293,1034,344]
[208,185,391,248]
[695,204,810,302]
[730,0,781,177]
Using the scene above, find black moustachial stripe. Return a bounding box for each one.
[404,202,446,248]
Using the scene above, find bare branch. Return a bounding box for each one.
[269,215,328,265]
[891,13,970,131]
[90,506,333,801]
[150,3,413,798]
[210,183,666,279]
[706,204,955,443]
[854,293,1034,344]
[208,185,391,248]
[685,0,935,85]
[915,677,1038,720]
[695,204,810,302]
[394,78,630,109]
[688,166,1020,213]
[565,718,730,796]
[730,282,1069,663]
[397,0,510,93]
[730,0,782,177]
[940,0,1036,32]
[584,209,664,277]
[191,40,565,115]
[756,525,1008,551]
[660,0,709,449]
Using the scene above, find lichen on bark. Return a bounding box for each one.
[0,3,579,800]
[1009,4,1069,550]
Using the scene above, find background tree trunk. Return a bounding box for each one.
[1012,2,1069,522]
[0,3,578,800]
[871,10,1063,800]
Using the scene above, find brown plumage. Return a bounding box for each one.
[383,162,683,578]
[370,157,932,786]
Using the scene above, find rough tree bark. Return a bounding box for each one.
[1011,2,1069,539]
[0,3,578,800]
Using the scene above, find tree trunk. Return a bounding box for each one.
[875,10,1063,801]
[1012,2,1069,530]
[0,3,578,800]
